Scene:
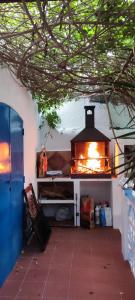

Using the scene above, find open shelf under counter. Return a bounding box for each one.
[36,176,118,227]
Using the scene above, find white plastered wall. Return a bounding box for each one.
[114,139,135,233]
[38,98,113,150]
[0,67,38,190]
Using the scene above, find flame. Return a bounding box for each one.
[77,154,84,172]
[71,141,111,175]
[0,142,11,174]
[87,142,100,170]
[75,142,103,174]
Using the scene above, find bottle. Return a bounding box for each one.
[100,206,106,227]
[95,205,100,226]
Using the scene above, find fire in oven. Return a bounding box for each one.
[71,106,111,178]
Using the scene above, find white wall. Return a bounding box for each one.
[0,67,38,189]
[115,139,135,232]
[39,99,135,151]
[38,98,113,151]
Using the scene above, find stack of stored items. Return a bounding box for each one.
[94,202,112,227]
[80,196,112,228]
[80,196,95,228]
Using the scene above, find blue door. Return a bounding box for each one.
[0,103,24,287]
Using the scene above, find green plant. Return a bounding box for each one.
[45,110,61,129]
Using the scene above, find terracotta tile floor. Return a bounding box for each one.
[0,227,135,300]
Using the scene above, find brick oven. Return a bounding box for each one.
[71,106,111,178]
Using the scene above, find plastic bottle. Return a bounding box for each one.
[95,205,100,225]
[100,206,106,227]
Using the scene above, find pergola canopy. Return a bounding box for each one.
[0,0,135,112]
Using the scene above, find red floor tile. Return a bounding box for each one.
[0,298,16,300]
[16,298,41,300]
[0,227,135,300]
[24,268,49,283]
[43,280,68,298]
[0,280,21,298]
[48,265,70,282]
[16,281,44,298]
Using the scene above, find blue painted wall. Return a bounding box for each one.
[0,103,24,287]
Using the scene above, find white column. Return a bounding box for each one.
[112,179,122,231]
[74,179,80,226]
[121,193,129,260]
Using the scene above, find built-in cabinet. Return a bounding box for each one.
[37,177,118,227]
